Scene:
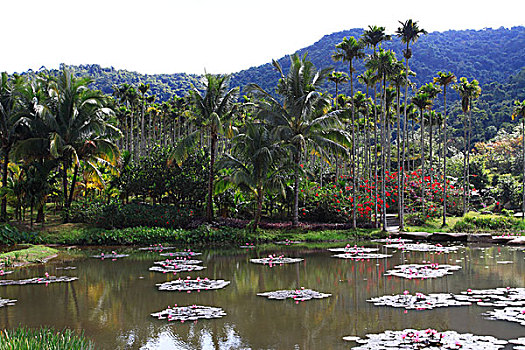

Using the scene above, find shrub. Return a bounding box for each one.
[0,224,39,245]
[453,213,519,232]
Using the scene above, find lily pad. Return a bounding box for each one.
[153,259,202,265]
[257,288,331,301]
[0,270,14,276]
[151,305,226,322]
[328,245,379,254]
[138,245,177,251]
[156,278,230,292]
[333,253,391,260]
[91,253,129,259]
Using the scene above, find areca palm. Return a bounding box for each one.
[396,19,427,229]
[411,91,432,215]
[454,77,481,214]
[434,71,456,226]
[171,73,239,223]
[512,100,525,219]
[333,37,365,228]
[328,71,348,108]
[248,54,350,227]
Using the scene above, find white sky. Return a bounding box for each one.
[2,0,523,75]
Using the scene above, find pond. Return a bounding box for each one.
[0,242,524,349]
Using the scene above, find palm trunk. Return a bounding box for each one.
[522,117,525,220]
[254,183,263,230]
[381,77,387,231]
[292,152,301,228]
[462,111,467,215]
[206,133,217,223]
[466,103,472,212]
[396,87,402,222]
[1,148,9,221]
[420,107,425,217]
[442,87,448,226]
[400,51,409,231]
[373,84,378,228]
[64,163,79,223]
[350,62,356,229]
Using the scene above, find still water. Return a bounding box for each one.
[0,243,524,349]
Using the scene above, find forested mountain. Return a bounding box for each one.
[230,26,525,97]
[33,27,524,102]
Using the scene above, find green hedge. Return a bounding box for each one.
[453,213,520,232]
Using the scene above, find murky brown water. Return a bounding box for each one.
[0,243,524,349]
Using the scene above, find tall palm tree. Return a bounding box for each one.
[411,91,432,216]
[396,19,427,230]
[358,69,379,184]
[366,49,398,230]
[248,54,350,227]
[512,100,525,219]
[333,37,365,228]
[171,74,239,223]
[455,77,481,214]
[0,73,25,221]
[328,71,348,108]
[419,82,441,179]
[434,71,456,226]
[46,68,120,221]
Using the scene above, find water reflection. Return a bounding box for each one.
[0,244,524,349]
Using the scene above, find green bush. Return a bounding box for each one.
[0,224,39,245]
[453,213,519,232]
[0,327,93,350]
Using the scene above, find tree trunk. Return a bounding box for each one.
[64,163,79,223]
[350,62,356,229]
[396,87,402,223]
[254,183,263,230]
[522,117,525,220]
[442,87,448,226]
[420,107,425,217]
[206,133,217,223]
[292,151,301,228]
[462,111,468,215]
[373,84,378,228]
[381,77,387,231]
[1,148,9,221]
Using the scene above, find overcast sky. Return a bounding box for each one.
[2,0,523,75]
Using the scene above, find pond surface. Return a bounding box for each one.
[1,242,524,349]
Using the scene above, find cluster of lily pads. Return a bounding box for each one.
[0,270,13,276]
[0,275,78,286]
[385,263,461,279]
[344,329,509,349]
[151,305,226,322]
[156,277,230,292]
[149,259,206,274]
[159,250,202,257]
[484,307,525,326]
[138,245,176,251]
[368,291,470,310]
[257,288,331,302]
[250,255,303,265]
[329,245,391,259]
[0,297,16,307]
[91,252,129,259]
[383,242,459,253]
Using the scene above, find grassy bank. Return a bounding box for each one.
[0,327,93,350]
[406,212,525,233]
[0,245,58,267]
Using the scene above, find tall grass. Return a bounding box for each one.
[0,327,94,350]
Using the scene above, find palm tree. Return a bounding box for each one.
[512,100,525,219]
[171,73,239,223]
[396,19,427,230]
[358,69,379,184]
[419,82,442,178]
[366,49,398,230]
[44,68,120,221]
[455,77,481,214]
[138,83,150,156]
[217,122,285,229]
[0,73,25,221]
[333,37,365,228]
[327,71,348,108]
[248,54,350,227]
[411,91,432,216]
[433,71,456,226]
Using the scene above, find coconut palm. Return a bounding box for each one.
[396,19,427,229]
[433,71,456,226]
[217,122,285,229]
[170,73,239,223]
[247,54,350,227]
[333,37,365,228]
[512,100,525,219]
[328,71,348,108]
